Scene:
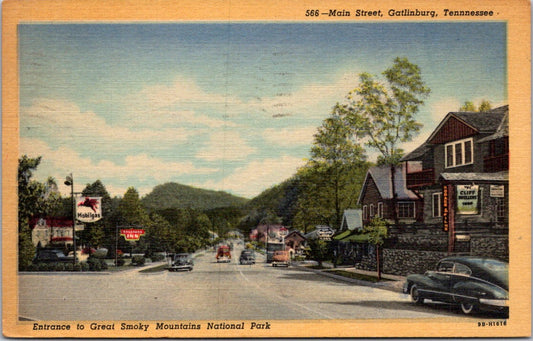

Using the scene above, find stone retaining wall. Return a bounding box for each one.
[382,249,450,276]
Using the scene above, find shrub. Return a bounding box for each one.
[37,263,49,271]
[27,264,39,271]
[80,262,90,271]
[131,256,145,266]
[54,263,66,271]
[73,263,82,271]
[100,259,108,270]
[64,263,74,271]
[115,258,125,267]
[87,257,101,271]
[150,254,165,262]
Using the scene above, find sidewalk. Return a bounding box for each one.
[292,261,406,293]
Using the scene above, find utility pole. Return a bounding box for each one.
[64,174,76,267]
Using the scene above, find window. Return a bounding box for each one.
[445,138,474,168]
[377,202,383,218]
[495,197,507,222]
[397,202,415,218]
[369,204,374,217]
[432,192,442,217]
[362,205,368,220]
[437,261,454,273]
[454,263,472,276]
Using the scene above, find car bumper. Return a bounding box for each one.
[168,265,193,271]
[272,261,289,266]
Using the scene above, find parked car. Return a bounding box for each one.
[239,250,256,265]
[216,245,231,263]
[271,250,290,267]
[167,253,194,271]
[33,249,74,263]
[403,256,508,315]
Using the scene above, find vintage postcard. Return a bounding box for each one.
[2,0,531,338]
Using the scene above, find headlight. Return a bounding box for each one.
[479,298,509,307]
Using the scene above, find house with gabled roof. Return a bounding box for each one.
[401,105,509,259]
[348,105,509,276]
[357,164,422,226]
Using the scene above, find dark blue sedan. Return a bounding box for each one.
[403,256,508,315]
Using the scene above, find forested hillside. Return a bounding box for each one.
[141,182,249,211]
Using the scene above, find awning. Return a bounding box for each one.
[333,230,352,240]
[338,232,371,243]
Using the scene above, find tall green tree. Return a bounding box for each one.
[364,217,388,280]
[345,57,430,223]
[117,187,149,226]
[18,155,62,269]
[308,104,368,229]
[459,100,492,112]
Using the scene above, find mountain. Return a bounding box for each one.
[244,176,302,226]
[141,182,249,211]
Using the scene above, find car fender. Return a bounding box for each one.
[453,280,508,302]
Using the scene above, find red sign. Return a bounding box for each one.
[442,185,449,232]
[120,229,145,241]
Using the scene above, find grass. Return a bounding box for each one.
[326,270,391,283]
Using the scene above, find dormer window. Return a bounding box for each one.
[445,138,473,168]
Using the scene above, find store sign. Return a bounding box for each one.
[456,184,479,215]
[120,229,146,241]
[490,185,505,198]
[442,185,449,232]
[76,196,102,222]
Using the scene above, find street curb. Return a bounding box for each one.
[291,264,404,293]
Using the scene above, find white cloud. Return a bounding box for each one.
[124,76,242,129]
[196,131,257,161]
[195,155,306,198]
[21,98,195,147]
[20,138,218,196]
[244,70,362,120]
[262,127,317,147]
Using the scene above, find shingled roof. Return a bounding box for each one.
[357,164,419,205]
[401,105,508,162]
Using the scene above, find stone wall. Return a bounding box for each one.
[470,235,509,262]
[352,235,508,276]
[382,249,450,276]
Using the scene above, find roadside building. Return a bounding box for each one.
[352,105,509,276]
[284,230,307,258]
[357,164,422,226]
[401,105,508,258]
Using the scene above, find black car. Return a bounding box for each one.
[168,253,194,271]
[33,249,74,263]
[239,250,255,265]
[403,256,509,315]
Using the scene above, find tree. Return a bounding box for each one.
[18,155,62,269]
[305,238,330,268]
[459,100,492,112]
[345,57,430,223]
[117,187,149,226]
[307,104,368,229]
[363,217,388,280]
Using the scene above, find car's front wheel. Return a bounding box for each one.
[410,285,424,305]
[460,301,477,315]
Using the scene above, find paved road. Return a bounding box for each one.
[19,247,477,321]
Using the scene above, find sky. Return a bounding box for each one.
[18,22,507,199]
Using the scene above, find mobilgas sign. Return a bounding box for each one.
[76,196,103,222]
